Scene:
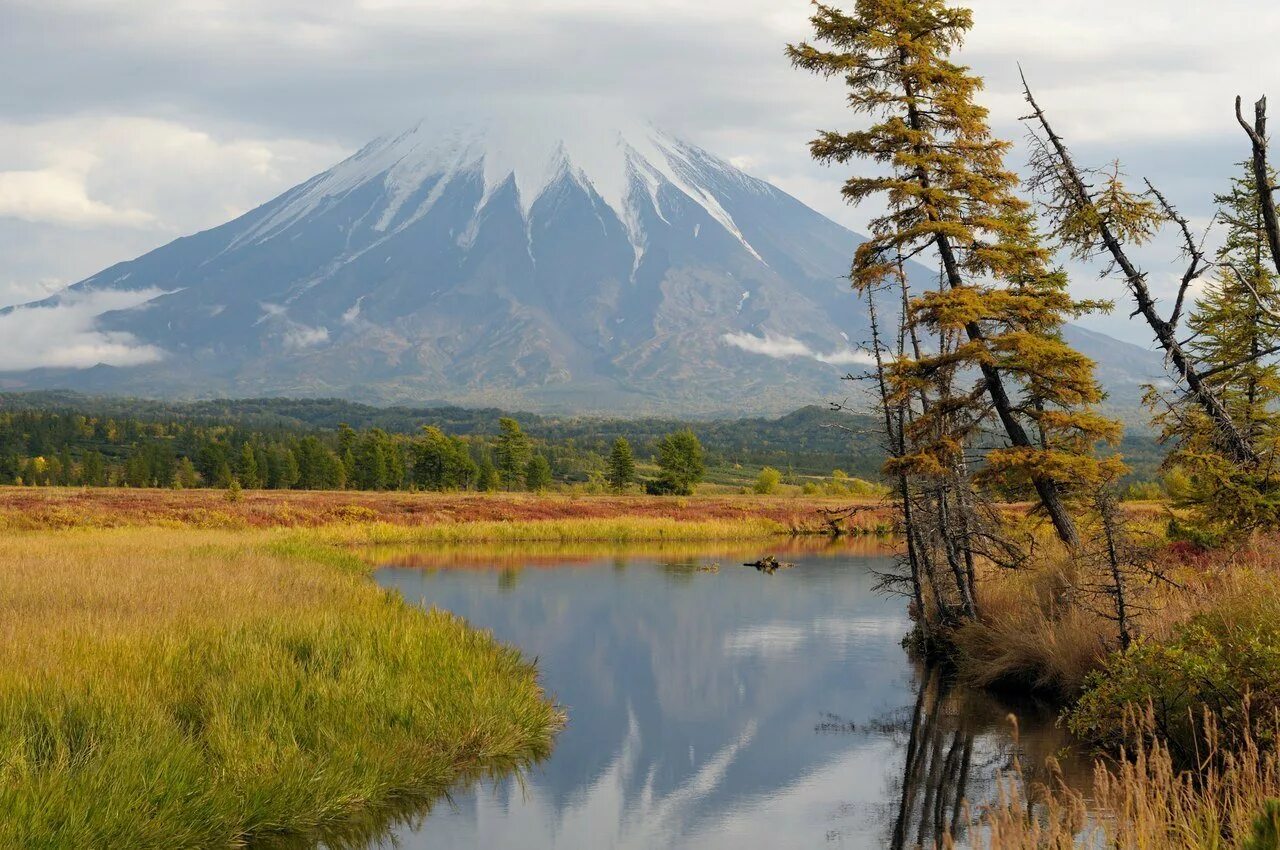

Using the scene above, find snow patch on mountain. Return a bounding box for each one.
[229,111,769,265]
[283,324,329,351]
[342,296,366,324]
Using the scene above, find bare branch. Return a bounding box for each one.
[1197,343,1280,381]
[1144,178,1212,331]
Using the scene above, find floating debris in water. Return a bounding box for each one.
[743,555,795,574]
[696,563,720,574]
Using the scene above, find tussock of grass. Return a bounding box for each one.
[951,542,1209,699]
[0,528,562,847]
[952,560,1113,699]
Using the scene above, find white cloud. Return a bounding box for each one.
[282,323,330,350]
[0,117,345,235]
[0,151,155,228]
[723,622,808,657]
[256,302,330,350]
[722,331,874,367]
[256,302,288,322]
[0,117,346,305]
[0,289,167,371]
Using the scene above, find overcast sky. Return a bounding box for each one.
[2,0,1278,341]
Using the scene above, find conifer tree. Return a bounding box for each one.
[295,436,345,489]
[237,442,260,489]
[788,0,1120,547]
[266,446,300,490]
[214,460,234,489]
[174,457,200,490]
[606,437,637,491]
[1159,162,1280,535]
[123,450,149,488]
[337,423,358,483]
[57,448,74,485]
[1022,80,1261,469]
[412,426,479,491]
[653,429,705,496]
[81,450,105,487]
[254,445,270,486]
[494,418,532,491]
[525,454,553,491]
[477,457,501,492]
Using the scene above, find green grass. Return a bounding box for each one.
[0,528,562,847]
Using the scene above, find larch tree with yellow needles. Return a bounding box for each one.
[787,0,1121,551]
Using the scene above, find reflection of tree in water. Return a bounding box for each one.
[880,664,1084,849]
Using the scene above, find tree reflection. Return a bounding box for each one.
[884,664,1082,849]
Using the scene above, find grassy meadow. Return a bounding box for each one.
[0,519,566,847]
[12,485,1275,847]
[0,485,883,846]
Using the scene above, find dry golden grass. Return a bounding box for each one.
[952,532,1241,699]
[956,709,1280,850]
[942,532,1280,848]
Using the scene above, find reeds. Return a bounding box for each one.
[951,542,1217,699]
[957,708,1280,850]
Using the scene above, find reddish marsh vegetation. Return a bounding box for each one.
[0,486,892,534]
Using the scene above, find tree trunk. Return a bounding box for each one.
[1100,493,1132,650]
[897,54,1081,548]
[1237,96,1280,278]
[865,285,930,626]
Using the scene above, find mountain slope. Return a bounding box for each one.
[0,115,1163,415]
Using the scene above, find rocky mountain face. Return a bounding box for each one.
[2,115,1164,415]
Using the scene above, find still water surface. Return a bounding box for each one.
[370,542,1086,849]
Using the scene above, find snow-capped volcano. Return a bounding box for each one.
[234,115,767,269]
[1,113,1162,414]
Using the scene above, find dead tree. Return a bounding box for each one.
[1021,74,1260,467]
[1074,489,1177,651]
[1237,95,1280,278]
[860,276,934,629]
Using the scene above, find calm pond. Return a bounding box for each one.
[368,541,1091,849]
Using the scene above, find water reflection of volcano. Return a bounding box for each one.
[372,550,1089,849]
